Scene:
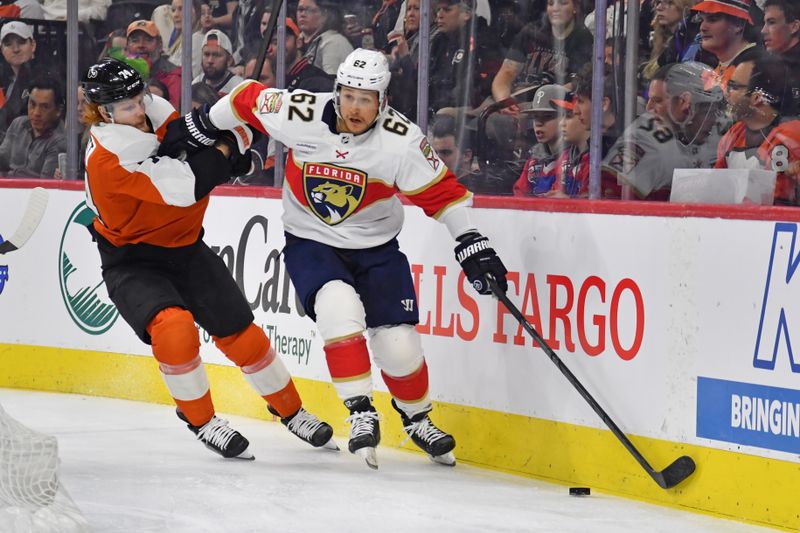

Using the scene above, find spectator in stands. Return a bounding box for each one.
[645,63,670,120]
[388,0,422,118]
[0,77,65,178]
[125,20,182,110]
[231,0,266,66]
[428,0,502,117]
[98,29,128,61]
[191,80,219,108]
[512,84,567,196]
[148,79,170,102]
[192,30,243,98]
[431,114,474,181]
[371,0,404,52]
[0,22,35,143]
[42,0,109,21]
[296,0,354,75]
[566,65,622,198]
[761,0,800,112]
[164,0,204,78]
[761,0,799,63]
[244,54,275,86]
[691,0,761,88]
[642,0,698,80]
[717,54,800,205]
[205,0,237,30]
[487,0,589,163]
[573,64,620,142]
[200,0,215,33]
[491,0,592,107]
[604,62,725,200]
[266,18,332,92]
[548,95,590,198]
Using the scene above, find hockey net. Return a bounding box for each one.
[0,403,89,533]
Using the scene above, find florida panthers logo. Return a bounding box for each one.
[303,163,366,225]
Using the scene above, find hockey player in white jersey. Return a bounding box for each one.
[603,62,728,200]
[159,48,509,468]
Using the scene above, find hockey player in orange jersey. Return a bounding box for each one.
[158,49,509,469]
[80,58,336,459]
[716,53,800,205]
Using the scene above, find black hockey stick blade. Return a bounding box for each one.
[251,0,285,81]
[487,276,696,490]
[653,455,696,489]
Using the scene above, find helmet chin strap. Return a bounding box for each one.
[102,104,116,124]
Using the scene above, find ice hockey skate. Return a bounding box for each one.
[392,400,456,466]
[176,409,254,460]
[344,396,381,469]
[268,405,339,450]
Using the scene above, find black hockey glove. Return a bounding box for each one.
[454,232,508,295]
[158,105,219,159]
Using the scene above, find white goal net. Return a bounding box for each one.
[0,403,89,532]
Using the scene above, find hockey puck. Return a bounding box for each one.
[569,487,590,496]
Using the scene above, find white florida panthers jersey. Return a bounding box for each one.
[209,80,473,249]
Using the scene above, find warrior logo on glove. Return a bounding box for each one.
[454,232,508,295]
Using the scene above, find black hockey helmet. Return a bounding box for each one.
[81,58,145,105]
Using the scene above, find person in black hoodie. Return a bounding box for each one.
[428,0,502,118]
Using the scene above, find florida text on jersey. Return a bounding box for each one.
[209,81,473,249]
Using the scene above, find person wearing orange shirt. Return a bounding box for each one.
[81,58,335,459]
[716,54,800,205]
[691,0,762,90]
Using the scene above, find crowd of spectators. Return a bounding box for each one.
[0,0,797,207]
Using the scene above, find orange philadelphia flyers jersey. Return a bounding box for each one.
[85,94,211,248]
[715,118,800,205]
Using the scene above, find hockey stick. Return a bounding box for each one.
[250,0,286,81]
[0,187,49,254]
[487,277,696,490]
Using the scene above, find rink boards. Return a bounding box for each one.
[0,182,798,531]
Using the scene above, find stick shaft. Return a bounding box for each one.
[251,0,286,82]
[489,278,662,479]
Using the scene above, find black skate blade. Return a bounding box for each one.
[653,455,695,489]
[428,451,456,467]
[355,447,379,469]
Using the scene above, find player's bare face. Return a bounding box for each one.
[338,86,379,135]
[725,61,754,120]
[646,80,669,121]
[108,93,148,132]
[761,6,800,53]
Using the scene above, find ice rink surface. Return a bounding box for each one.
[0,389,774,533]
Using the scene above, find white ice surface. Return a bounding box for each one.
[0,389,771,533]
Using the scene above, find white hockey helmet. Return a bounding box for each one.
[334,48,391,122]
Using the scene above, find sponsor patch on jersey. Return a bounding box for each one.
[608,143,645,174]
[303,163,366,225]
[259,92,283,114]
[419,138,440,171]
